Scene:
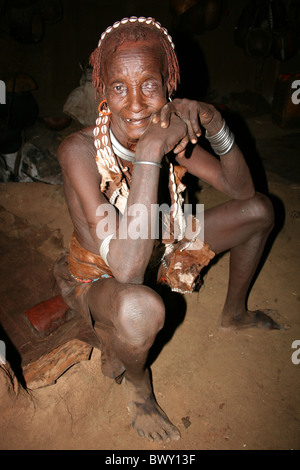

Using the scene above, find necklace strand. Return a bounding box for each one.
[109,129,135,162]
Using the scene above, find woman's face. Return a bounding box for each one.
[103,39,170,150]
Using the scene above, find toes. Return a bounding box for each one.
[258,310,290,330]
[150,432,163,443]
[172,428,181,440]
[253,311,282,330]
[221,309,288,331]
[136,426,180,443]
[137,429,146,439]
[160,429,172,442]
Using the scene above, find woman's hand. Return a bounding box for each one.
[153,99,224,150]
[136,113,189,160]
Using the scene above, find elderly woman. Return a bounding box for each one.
[56,16,278,442]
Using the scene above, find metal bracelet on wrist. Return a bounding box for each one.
[205,120,235,156]
[134,161,162,168]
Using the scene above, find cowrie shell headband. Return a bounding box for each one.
[97,16,175,50]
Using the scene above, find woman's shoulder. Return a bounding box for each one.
[57,126,95,163]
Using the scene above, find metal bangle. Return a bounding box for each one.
[205,120,226,142]
[134,161,162,168]
[205,120,235,156]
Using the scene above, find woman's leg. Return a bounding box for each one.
[88,279,180,442]
[203,192,279,329]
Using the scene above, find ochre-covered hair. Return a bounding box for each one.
[89,16,180,99]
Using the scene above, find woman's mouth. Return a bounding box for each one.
[124,116,150,126]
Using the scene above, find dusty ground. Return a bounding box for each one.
[0,115,299,451]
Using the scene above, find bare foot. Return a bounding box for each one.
[124,376,181,443]
[220,309,283,330]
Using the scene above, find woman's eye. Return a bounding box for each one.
[142,81,158,93]
[114,84,125,93]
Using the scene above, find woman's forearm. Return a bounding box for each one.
[108,147,162,283]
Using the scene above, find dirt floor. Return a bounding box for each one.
[0,114,299,451]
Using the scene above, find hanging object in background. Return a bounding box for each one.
[170,0,197,16]
[5,73,38,94]
[234,0,273,59]
[38,0,63,24]
[234,0,298,62]
[169,0,225,35]
[205,0,225,30]
[271,0,297,62]
[8,0,44,44]
[7,0,63,43]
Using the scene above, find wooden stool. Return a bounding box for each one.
[22,295,101,389]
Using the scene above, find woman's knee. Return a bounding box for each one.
[115,285,165,346]
[247,192,274,232]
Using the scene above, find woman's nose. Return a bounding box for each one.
[127,88,145,114]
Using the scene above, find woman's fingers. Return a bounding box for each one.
[173,134,189,156]
[159,103,174,128]
[185,119,198,144]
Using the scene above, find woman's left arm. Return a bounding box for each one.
[156,99,255,201]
